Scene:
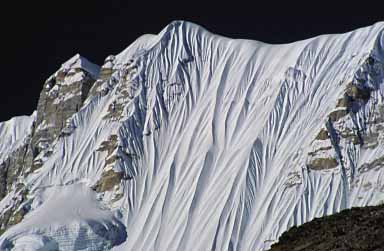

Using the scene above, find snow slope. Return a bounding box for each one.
[1,21,384,250]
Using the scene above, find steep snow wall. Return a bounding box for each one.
[0,21,384,250]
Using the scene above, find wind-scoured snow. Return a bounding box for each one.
[1,21,384,250]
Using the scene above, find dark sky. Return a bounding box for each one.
[0,1,383,121]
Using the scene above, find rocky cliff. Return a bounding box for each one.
[269,204,384,251]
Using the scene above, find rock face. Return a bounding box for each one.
[0,21,384,250]
[0,141,32,199]
[269,204,384,251]
[0,55,100,235]
[0,115,35,234]
[306,56,384,174]
[31,54,100,170]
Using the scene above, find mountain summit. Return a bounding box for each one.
[0,20,384,250]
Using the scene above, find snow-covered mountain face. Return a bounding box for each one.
[0,20,384,250]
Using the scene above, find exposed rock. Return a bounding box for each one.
[308,146,333,156]
[94,133,126,194]
[306,56,384,172]
[34,71,95,145]
[102,102,124,121]
[99,68,114,81]
[104,155,120,167]
[31,56,99,167]
[0,56,100,232]
[0,141,33,199]
[307,157,338,170]
[96,134,118,156]
[88,55,117,99]
[0,187,29,234]
[328,109,348,122]
[102,61,138,121]
[96,134,122,169]
[111,193,124,203]
[359,156,384,173]
[269,204,384,251]
[99,56,116,81]
[92,169,123,193]
[337,127,362,145]
[361,131,380,149]
[335,95,350,108]
[345,83,372,102]
[315,128,329,140]
[284,171,302,188]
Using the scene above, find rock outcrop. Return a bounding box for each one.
[0,54,100,234]
[31,54,100,170]
[269,203,384,251]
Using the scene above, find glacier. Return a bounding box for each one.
[0,20,384,250]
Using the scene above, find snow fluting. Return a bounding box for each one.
[0,20,384,250]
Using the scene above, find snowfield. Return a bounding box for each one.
[0,21,384,250]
